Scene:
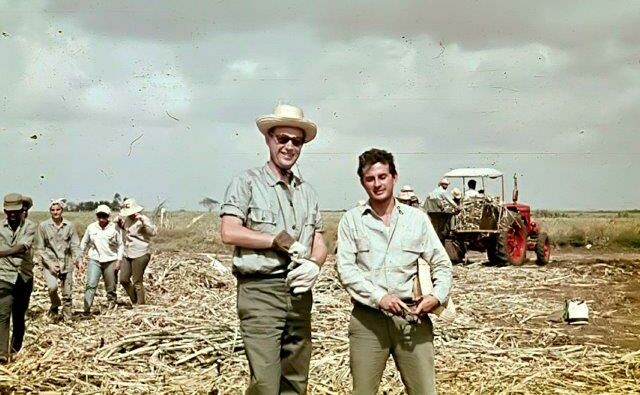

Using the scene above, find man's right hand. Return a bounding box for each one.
[378,294,411,316]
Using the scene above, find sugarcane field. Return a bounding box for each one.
[0,210,637,394]
[3,2,640,394]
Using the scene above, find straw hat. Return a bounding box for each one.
[439,178,450,186]
[451,188,462,199]
[256,104,317,143]
[95,205,111,215]
[120,198,144,217]
[398,184,418,201]
[3,193,23,211]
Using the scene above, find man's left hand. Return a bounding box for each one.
[286,258,320,294]
[412,295,440,316]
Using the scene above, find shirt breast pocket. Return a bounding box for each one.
[401,238,423,259]
[247,207,277,234]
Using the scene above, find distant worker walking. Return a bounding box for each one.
[36,199,83,321]
[80,205,123,313]
[116,198,157,305]
[0,193,37,363]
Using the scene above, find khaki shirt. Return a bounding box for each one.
[221,163,324,275]
[116,215,157,259]
[36,218,82,273]
[0,218,37,284]
[337,200,452,308]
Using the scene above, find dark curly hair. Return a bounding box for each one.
[357,148,397,179]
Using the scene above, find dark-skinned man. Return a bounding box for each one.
[337,149,452,395]
[0,193,37,363]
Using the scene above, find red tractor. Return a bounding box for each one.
[424,168,551,266]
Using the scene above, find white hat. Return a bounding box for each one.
[439,178,450,186]
[95,204,111,215]
[256,104,317,143]
[120,198,144,217]
[400,185,414,193]
[451,188,462,199]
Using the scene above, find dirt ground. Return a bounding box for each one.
[0,249,638,394]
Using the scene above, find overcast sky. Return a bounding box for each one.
[1,1,638,211]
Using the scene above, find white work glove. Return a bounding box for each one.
[288,241,307,259]
[286,257,320,294]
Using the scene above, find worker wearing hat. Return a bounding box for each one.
[428,177,457,210]
[220,103,327,394]
[397,184,420,207]
[115,198,157,305]
[80,205,123,313]
[35,198,83,321]
[0,193,37,363]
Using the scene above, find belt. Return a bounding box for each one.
[235,271,288,280]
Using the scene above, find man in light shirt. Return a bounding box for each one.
[80,205,123,313]
[337,149,452,395]
[428,177,457,209]
[220,103,327,394]
[36,199,83,321]
[116,198,157,305]
[465,179,480,198]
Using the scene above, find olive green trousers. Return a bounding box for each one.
[349,303,436,395]
[237,276,312,395]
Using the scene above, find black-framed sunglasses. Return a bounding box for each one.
[274,134,304,147]
[96,213,109,219]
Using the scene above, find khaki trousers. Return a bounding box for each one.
[43,267,73,318]
[119,254,151,305]
[349,303,436,395]
[236,275,312,395]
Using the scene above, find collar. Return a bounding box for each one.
[360,198,405,216]
[263,163,303,188]
[47,218,68,227]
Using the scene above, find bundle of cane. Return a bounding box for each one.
[415,257,456,322]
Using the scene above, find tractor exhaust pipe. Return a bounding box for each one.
[512,173,519,203]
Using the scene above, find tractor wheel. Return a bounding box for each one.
[490,217,528,266]
[444,239,465,264]
[535,232,551,266]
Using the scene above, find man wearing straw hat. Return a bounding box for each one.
[220,103,327,394]
[36,199,83,322]
[0,193,37,363]
[397,184,420,207]
[337,149,452,395]
[116,198,157,305]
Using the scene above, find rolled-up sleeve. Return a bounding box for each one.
[313,195,325,234]
[220,175,251,221]
[336,214,386,308]
[420,214,453,304]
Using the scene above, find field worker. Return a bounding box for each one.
[220,103,327,394]
[0,193,37,363]
[21,196,33,219]
[80,205,123,313]
[116,198,157,305]
[397,185,420,208]
[465,180,480,198]
[337,149,452,395]
[35,199,82,322]
[428,178,457,210]
[451,187,462,206]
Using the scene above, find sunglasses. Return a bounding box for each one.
[273,134,304,147]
